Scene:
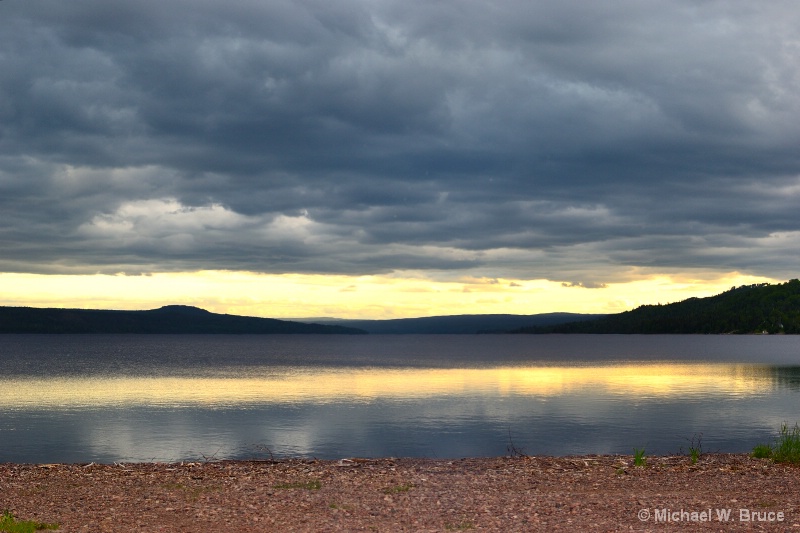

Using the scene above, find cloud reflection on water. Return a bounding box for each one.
[2,363,779,410]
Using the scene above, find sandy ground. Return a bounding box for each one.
[1,454,799,532]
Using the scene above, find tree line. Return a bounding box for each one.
[515,279,800,334]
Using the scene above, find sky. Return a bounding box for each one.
[1,0,798,319]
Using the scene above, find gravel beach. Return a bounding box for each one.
[1,454,798,532]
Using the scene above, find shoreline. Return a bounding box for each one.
[2,453,799,531]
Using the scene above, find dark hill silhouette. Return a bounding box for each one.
[0,305,366,334]
[299,312,605,334]
[514,279,800,334]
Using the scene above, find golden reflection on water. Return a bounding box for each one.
[2,363,778,409]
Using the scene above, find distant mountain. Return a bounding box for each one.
[0,305,367,334]
[514,279,800,334]
[298,312,605,334]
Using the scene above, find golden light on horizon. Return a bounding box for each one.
[1,363,777,410]
[0,270,779,320]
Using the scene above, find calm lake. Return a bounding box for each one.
[1,334,799,463]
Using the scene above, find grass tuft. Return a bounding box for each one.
[633,447,646,467]
[445,520,475,530]
[687,433,703,464]
[382,483,415,494]
[0,510,59,533]
[752,422,800,464]
[752,443,773,459]
[272,479,322,490]
[771,423,800,464]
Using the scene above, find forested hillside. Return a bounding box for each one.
[304,313,604,334]
[0,305,366,334]
[516,279,800,334]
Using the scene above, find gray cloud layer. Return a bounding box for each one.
[1,0,799,283]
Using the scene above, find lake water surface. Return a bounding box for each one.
[1,334,799,463]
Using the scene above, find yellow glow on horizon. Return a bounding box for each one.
[0,270,780,319]
[0,364,776,409]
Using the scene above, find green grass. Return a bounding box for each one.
[772,423,800,463]
[382,483,415,494]
[687,433,703,464]
[272,479,322,490]
[753,423,800,464]
[689,447,700,464]
[328,503,353,510]
[633,447,646,467]
[0,511,58,533]
[752,443,773,459]
[445,520,475,530]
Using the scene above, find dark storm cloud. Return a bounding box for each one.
[1,0,799,281]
